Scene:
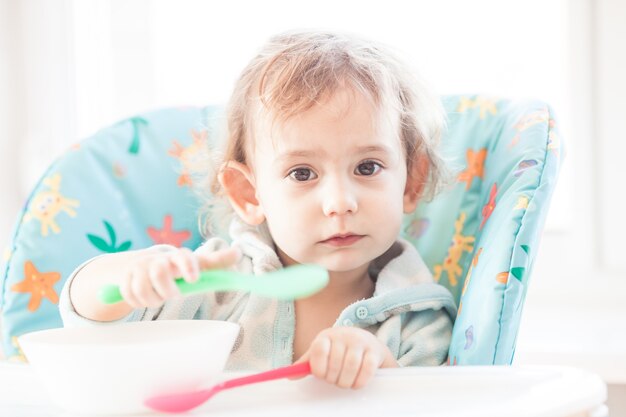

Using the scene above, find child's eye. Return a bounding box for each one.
[288,167,318,182]
[355,161,382,176]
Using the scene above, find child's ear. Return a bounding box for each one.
[218,161,265,225]
[403,155,429,213]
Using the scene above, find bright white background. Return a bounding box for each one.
[1,0,625,411]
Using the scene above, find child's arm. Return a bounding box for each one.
[69,245,240,323]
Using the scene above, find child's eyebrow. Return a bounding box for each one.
[355,145,393,156]
[275,145,393,163]
[275,150,322,162]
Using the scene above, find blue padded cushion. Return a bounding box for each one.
[1,107,216,359]
[405,96,563,364]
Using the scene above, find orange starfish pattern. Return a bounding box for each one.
[11,261,61,312]
[457,149,487,190]
[480,183,498,229]
[147,214,191,247]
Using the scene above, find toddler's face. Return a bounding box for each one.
[251,88,414,272]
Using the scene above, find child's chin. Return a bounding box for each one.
[316,256,372,274]
[286,247,378,272]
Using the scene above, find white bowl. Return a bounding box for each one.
[18,320,239,415]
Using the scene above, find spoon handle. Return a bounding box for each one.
[99,264,328,304]
[218,362,311,391]
[98,270,241,304]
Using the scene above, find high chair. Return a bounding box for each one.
[0,95,563,364]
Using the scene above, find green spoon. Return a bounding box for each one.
[98,264,329,304]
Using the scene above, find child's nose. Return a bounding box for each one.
[321,178,358,217]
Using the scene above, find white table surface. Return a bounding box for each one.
[0,362,607,417]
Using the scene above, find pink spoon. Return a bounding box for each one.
[144,361,311,413]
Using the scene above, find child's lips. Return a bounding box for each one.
[321,234,364,247]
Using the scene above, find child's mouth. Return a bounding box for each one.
[321,234,364,247]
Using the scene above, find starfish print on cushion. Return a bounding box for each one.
[147,214,191,247]
[11,261,61,312]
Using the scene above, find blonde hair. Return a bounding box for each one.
[196,30,449,238]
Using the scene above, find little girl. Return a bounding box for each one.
[60,30,457,390]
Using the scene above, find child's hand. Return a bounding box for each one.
[295,327,398,389]
[118,246,240,309]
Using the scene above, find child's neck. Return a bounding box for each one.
[292,262,375,314]
[313,265,375,305]
[276,248,375,305]
[290,263,375,361]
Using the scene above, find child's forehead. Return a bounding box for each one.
[259,88,400,149]
[251,104,403,165]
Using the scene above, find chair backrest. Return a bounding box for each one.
[406,96,563,364]
[0,95,563,364]
[1,107,211,360]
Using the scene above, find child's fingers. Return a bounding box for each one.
[351,350,379,389]
[308,336,331,380]
[130,266,165,308]
[149,258,181,299]
[168,248,199,283]
[119,273,142,309]
[195,246,242,271]
[336,348,364,389]
[324,339,346,385]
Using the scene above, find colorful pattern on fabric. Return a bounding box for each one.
[403,95,564,365]
[22,174,79,237]
[480,183,498,230]
[168,129,209,187]
[433,212,475,287]
[87,220,132,253]
[0,107,216,360]
[147,214,191,247]
[457,149,487,190]
[11,261,60,312]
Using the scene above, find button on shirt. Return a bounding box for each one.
[355,306,369,320]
